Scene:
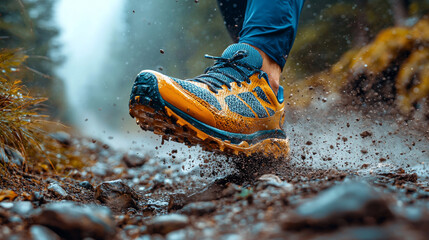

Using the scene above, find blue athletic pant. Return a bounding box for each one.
[217,0,304,68]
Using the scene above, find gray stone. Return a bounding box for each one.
[95,179,139,211]
[79,181,94,190]
[33,201,115,240]
[0,202,14,209]
[282,181,394,230]
[11,201,34,217]
[179,201,216,216]
[257,174,293,190]
[47,183,68,198]
[121,153,148,168]
[258,174,282,184]
[29,225,61,240]
[147,214,189,235]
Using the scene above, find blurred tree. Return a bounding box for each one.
[390,0,410,25]
[0,0,64,118]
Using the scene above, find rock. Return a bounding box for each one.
[282,181,394,231]
[147,214,189,235]
[121,153,149,168]
[166,229,188,240]
[29,225,61,240]
[49,131,72,147]
[168,193,191,211]
[313,225,418,240]
[179,202,216,216]
[79,181,94,190]
[32,191,45,205]
[257,174,293,191]
[10,201,34,217]
[168,175,243,211]
[94,179,139,211]
[8,215,22,223]
[47,183,68,198]
[0,202,13,209]
[258,174,282,184]
[33,201,115,240]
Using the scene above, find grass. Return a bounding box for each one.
[0,48,88,174]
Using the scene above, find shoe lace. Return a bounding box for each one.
[186,50,267,93]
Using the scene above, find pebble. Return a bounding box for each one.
[33,201,115,240]
[32,191,45,205]
[257,174,293,191]
[258,174,282,184]
[0,202,14,209]
[95,179,139,211]
[282,181,393,230]
[10,201,34,217]
[179,201,216,216]
[147,214,189,235]
[47,183,68,198]
[30,225,61,240]
[121,153,148,168]
[79,181,93,190]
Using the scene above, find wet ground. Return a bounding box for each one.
[0,102,428,240]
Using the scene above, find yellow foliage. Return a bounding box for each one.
[284,15,429,116]
[0,48,47,161]
[0,48,89,174]
[350,27,411,75]
[396,49,429,113]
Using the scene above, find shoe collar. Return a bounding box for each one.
[221,43,284,103]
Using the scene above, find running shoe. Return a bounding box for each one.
[129,43,289,158]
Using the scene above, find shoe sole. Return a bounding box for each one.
[129,72,290,159]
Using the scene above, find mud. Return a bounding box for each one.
[0,102,429,240]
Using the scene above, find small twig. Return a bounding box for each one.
[13,168,41,180]
[24,66,53,80]
[27,55,52,61]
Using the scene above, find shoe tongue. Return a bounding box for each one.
[221,43,263,69]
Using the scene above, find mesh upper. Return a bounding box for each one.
[173,78,222,111]
[225,95,255,118]
[196,43,263,89]
[253,86,271,104]
[238,92,268,118]
[168,44,278,120]
[266,107,275,116]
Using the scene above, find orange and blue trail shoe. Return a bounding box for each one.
[129,43,289,159]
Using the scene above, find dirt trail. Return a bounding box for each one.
[1,101,429,239]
